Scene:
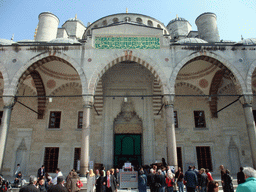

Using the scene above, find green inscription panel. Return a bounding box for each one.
[95,37,160,49]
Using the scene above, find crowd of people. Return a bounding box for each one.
[1,163,256,192]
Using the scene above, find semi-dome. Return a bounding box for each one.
[168,17,188,26]
[48,38,80,44]
[0,39,15,45]
[237,38,256,45]
[175,38,208,44]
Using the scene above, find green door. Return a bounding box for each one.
[114,134,142,168]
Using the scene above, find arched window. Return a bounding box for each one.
[124,17,131,22]
[102,20,107,26]
[136,17,142,24]
[157,24,161,28]
[113,17,119,23]
[147,20,153,27]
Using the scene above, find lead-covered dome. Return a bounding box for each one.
[0,39,15,45]
[176,38,208,44]
[167,17,188,26]
[48,38,80,44]
[238,38,256,45]
[83,13,169,39]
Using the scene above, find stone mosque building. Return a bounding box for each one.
[1,11,256,177]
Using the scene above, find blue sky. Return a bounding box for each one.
[0,0,256,42]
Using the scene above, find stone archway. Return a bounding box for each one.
[10,52,88,99]
[170,52,246,95]
[88,51,169,96]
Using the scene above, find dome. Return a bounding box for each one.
[48,38,80,44]
[168,17,188,26]
[0,39,15,45]
[17,40,35,43]
[237,38,256,45]
[66,18,85,26]
[176,38,208,44]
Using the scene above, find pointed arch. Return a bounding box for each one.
[10,52,88,98]
[30,70,46,119]
[88,51,169,95]
[246,59,256,94]
[169,52,246,95]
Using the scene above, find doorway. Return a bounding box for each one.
[114,134,142,168]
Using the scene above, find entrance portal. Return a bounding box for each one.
[113,99,143,168]
[114,134,142,168]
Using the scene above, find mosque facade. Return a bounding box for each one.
[0,11,256,177]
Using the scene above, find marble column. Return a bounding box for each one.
[243,103,256,168]
[0,104,14,172]
[80,102,92,176]
[165,97,178,170]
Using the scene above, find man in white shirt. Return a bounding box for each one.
[52,168,63,185]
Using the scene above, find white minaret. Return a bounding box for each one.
[195,12,220,43]
[35,12,59,41]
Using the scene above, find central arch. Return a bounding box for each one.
[88,51,169,96]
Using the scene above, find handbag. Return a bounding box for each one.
[76,180,83,188]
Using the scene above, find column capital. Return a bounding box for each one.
[243,103,253,108]
[239,93,253,105]
[82,95,94,105]
[83,103,93,109]
[164,94,175,106]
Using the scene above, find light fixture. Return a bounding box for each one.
[124,97,128,102]
[49,97,53,103]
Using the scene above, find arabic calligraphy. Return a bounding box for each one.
[95,37,160,49]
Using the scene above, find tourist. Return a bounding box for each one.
[66,172,80,192]
[219,165,225,189]
[101,167,106,177]
[45,172,52,190]
[19,175,39,192]
[165,171,174,192]
[175,167,184,192]
[52,168,63,185]
[37,165,45,179]
[103,170,117,192]
[198,168,207,192]
[95,169,100,180]
[38,177,47,192]
[205,169,213,182]
[237,167,245,184]
[114,168,120,188]
[15,164,21,177]
[147,168,156,192]
[207,180,219,192]
[66,170,74,188]
[96,170,105,192]
[48,176,68,192]
[155,170,165,192]
[184,166,198,192]
[223,169,234,192]
[192,166,199,176]
[87,169,96,192]
[138,170,147,192]
[14,172,23,188]
[236,167,256,192]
